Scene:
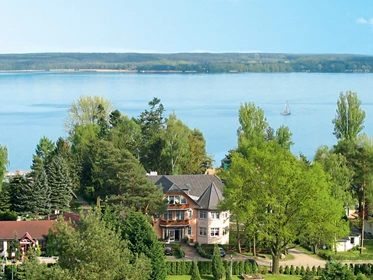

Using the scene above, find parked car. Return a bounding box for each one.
[219,247,226,257]
[165,246,172,256]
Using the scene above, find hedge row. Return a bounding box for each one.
[166,260,259,275]
[278,263,373,276]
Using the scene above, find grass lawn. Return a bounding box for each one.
[167,275,302,279]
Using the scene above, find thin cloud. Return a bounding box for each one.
[356,17,373,26]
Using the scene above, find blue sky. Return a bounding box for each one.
[1,0,373,54]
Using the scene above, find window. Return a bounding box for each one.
[188,226,192,235]
[175,210,184,220]
[180,196,187,204]
[211,212,220,219]
[187,209,193,219]
[166,195,187,204]
[199,227,207,236]
[223,227,229,235]
[222,211,228,219]
[199,211,207,219]
[164,210,172,220]
[351,237,355,244]
[211,228,219,237]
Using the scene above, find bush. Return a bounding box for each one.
[179,247,186,258]
[300,266,305,276]
[284,265,290,275]
[295,266,300,275]
[279,265,284,274]
[290,265,295,275]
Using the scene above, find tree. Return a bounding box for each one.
[137,97,166,172]
[237,102,268,151]
[54,210,151,280]
[162,113,190,174]
[30,166,51,215]
[31,136,54,174]
[9,175,30,214]
[46,156,72,213]
[314,146,354,208]
[332,91,366,141]
[0,182,11,211]
[211,245,225,280]
[94,140,165,214]
[119,210,167,280]
[10,232,20,260]
[190,260,202,280]
[222,141,348,274]
[275,125,294,151]
[0,144,8,183]
[65,95,114,136]
[320,261,354,280]
[183,129,213,174]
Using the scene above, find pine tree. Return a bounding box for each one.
[212,245,225,280]
[0,182,11,211]
[31,166,51,215]
[9,175,28,213]
[119,210,167,280]
[190,261,201,280]
[46,156,72,213]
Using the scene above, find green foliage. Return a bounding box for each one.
[31,136,55,174]
[179,247,186,258]
[46,156,72,212]
[45,228,58,257]
[190,261,202,280]
[295,266,300,275]
[279,266,284,274]
[0,144,8,183]
[54,210,151,280]
[0,183,11,212]
[332,91,366,141]
[290,265,295,275]
[211,245,225,280]
[0,210,17,220]
[116,210,167,280]
[301,270,315,280]
[320,261,354,280]
[284,265,290,274]
[300,266,305,276]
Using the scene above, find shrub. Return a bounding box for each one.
[279,266,284,274]
[290,265,295,275]
[301,270,315,280]
[238,261,245,275]
[245,261,253,274]
[311,266,316,275]
[355,264,361,275]
[295,266,300,275]
[317,265,322,276]
[190,261,201,280]
[284,265,290,275]
[179,247,186,258]
[300,266,305,276]
[232,261,239,275]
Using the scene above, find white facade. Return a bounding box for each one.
[196,210,229,244]
[336,235,360,252]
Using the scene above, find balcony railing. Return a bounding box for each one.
[167,203,190,209]
[159,219,189,226]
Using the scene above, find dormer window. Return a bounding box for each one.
[166,195,187,204]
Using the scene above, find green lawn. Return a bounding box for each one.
[318,239,373,261]
[167,275,302,280]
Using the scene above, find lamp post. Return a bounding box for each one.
[230,254,233,277]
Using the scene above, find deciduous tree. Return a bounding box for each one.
[332,91,365,141]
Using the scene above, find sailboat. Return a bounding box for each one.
[281,101,291,116]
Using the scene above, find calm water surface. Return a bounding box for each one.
[1,72,373,171]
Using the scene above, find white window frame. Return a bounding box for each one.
[188,226,192,235]
[199,227,207,236]
[188,209,193,219]
[199,211,207,219]
[211,212,220,219]
[210,228,219,237]
[175,210,185,221]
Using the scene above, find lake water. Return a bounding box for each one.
[1,72,373,171]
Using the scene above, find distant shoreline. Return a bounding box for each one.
[0,69,201,73]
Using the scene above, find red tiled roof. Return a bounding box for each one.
[0,220,56,240]
[43,212,80,223]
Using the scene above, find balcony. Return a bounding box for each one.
[159,219,190,226]
[167,203,190,209]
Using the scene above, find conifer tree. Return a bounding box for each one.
[119,210,167,280]
[46,156,72,213]
[31,166,51,215]
[31,136,55,175]
[0,182,11,211]
[212,245,225,280]
[190,260,202,280]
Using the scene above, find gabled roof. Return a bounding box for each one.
[197,182,224,210]
[20,232,36,244]
[0,220,56,240]
[147,174,224,198]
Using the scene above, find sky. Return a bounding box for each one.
[1,0,373,55]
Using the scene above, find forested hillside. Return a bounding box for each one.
[0,53,373,73]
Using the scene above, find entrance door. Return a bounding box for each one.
[175,229,180,241]
[169,230,175,242]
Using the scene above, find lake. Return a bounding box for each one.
[1,72,373,171]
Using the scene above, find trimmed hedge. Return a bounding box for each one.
[166,260,258,275]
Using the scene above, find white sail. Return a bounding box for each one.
[281,101,291,115]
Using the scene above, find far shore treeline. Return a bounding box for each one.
[0,52,373,73]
